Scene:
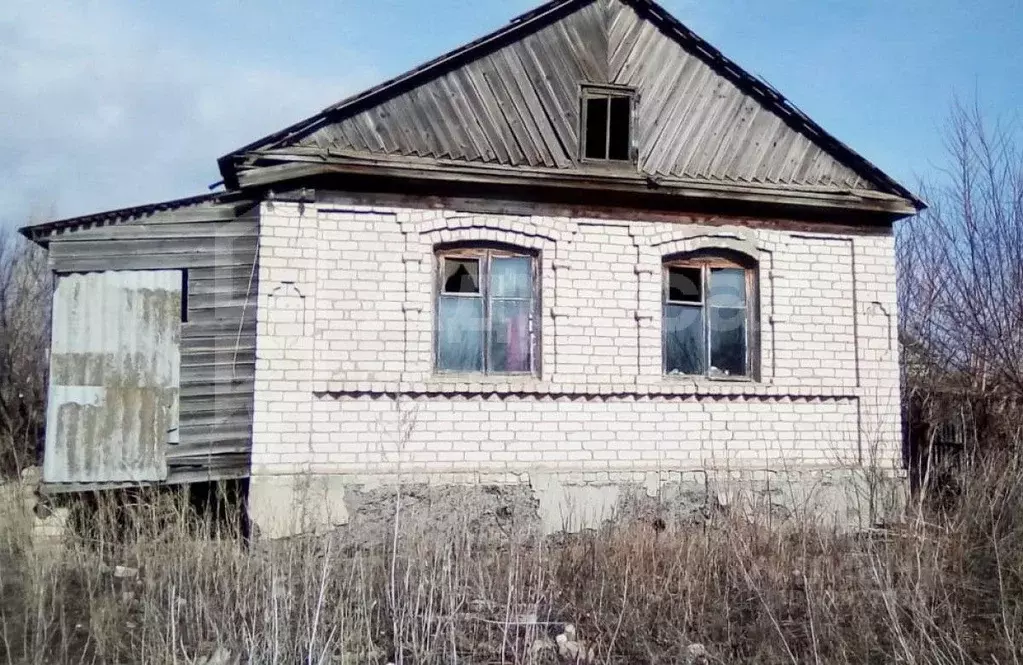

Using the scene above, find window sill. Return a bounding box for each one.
[647,376,759,395]
[663,373,755,383]
[424,373,546,394]
[637,380,857,399]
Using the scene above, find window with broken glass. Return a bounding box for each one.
[435,247,537,375]
[663,253,757,379]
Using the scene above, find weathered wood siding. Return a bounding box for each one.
[45,201,259,482]
[607,2,868,187]
[289,0,872,191]
[300,2,605,168]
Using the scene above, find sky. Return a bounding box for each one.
[2,0,1021,228]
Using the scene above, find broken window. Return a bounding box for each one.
[436,247,537,375]
[581,86,634,162]
[663,253,757,379]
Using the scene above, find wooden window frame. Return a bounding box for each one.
[662,252,760,380]
[434,245,540,376]
[579,84,637,164]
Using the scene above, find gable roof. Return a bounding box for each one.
[218,0,923,214]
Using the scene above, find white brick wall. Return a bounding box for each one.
[251,200,902,482]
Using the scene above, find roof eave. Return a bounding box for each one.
[233,156,920,220]
[20,192,250,247]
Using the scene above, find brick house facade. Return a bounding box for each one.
[25,0,921,535]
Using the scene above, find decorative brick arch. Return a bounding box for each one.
[417,214,562,250]
[653,233,762,263]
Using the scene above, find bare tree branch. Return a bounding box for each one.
[0,227,51,477]
[900,99,1023,457]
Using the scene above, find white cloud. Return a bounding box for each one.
[0,0,375,227]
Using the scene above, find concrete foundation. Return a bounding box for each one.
[246,467,908,540]
[246,474,350,539]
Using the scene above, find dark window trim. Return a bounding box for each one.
[662,251,760,380]
[434,244,541,377]
[579,84,637,165]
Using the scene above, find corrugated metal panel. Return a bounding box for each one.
[244,0,904,198]
[43,271,182,483]
[44,204,260,483]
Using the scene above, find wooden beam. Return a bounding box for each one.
[236,151,919,217]
[304,188,896,236]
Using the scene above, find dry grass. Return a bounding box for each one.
[1,460,1022,664]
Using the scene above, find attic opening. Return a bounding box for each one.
[581,85,635,163]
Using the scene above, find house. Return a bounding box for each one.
[22,0,923,536]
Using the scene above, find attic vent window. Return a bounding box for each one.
[581,86,635,162]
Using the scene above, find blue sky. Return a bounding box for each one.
[2,0,1020,227]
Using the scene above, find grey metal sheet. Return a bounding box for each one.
[43,271,182,483]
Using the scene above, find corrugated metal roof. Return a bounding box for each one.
[218,0,923,210]
[44,271,182,484]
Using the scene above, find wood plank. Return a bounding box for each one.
[188,275,257,297]
[497,47,570,168]
[50,253,254,273]
[180,399,252,416]
[461,64,524,164]
[312,189,903,233]
[189,265,259,282]
[180,349,256,367]
[480,55,546,166]
[511,41,577,158]
[182,319,257,337]
[389,95,434,157]
[408,86,455,159]
[177,423,253,442]
[237,153,918,216]
[179,382,255,400]
[186,302,256,322]
[166,442,251,460]
[50,237,257,260]
[181,365,255,383]
[435,74,492,161]
[49,221,256,243]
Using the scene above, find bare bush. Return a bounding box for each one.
[0,229,51,478]
[899,101,1023,489]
